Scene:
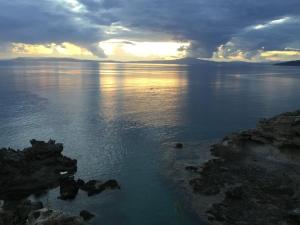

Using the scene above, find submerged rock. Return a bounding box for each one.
[0,140,77,200]
[79,210,94,221]
[175,143,183,149]
[103,179,121,190]
[81,179,120,196]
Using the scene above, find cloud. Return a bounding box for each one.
[1,0,300,60]
[112,1,300,55]
[213,16,300,61]
[11,42,94,58]
[0,0,106,57]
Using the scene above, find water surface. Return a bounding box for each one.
[0,61,300,225]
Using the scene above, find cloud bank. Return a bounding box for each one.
[1,0,300,61]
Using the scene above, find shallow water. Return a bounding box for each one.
[0,61,300,225]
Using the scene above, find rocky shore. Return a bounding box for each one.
[0,140,120,225]
[0,139,77,200]
[186,110,300,225]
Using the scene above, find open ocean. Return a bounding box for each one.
[1,60,300,225]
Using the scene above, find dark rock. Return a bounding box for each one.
[203,186,221,195]
[175,143,183,148]
[225,187,244,200]
[80,210,95,221]
[189,178,220,195]
[80,180,99,191]
[287,208,300,223]
[80,179,120,196]
[59,178,79,200]
[102,179,121,190]
[207,204,226,222]
[80,180,104,196]
[0,140,77,200]
[77,179,85,188]
[0,200,44,225]
[185,166,198,172]
[27,208,83,225]
[184,110,300,225]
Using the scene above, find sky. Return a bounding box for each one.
[1,0,300,61]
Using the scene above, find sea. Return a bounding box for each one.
[0,60,300,225]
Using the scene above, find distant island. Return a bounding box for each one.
[275,60,300,66]
[0,57,260,66]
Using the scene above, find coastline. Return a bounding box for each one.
[1,110,300,224]
[184,110,300,225]
[0,140,120,225]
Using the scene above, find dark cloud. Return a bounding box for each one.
[1,0,300,59]
[213,16,300,60]
[0,0,108,56]
[108,0,300,57]
[0,1,96,43]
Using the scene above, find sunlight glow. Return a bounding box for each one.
[99,39,190,61]
[104,24,131,35]
[11,42,94,58]
[260,50,300,61]
[213,41,300,62]
[57,0,85,13]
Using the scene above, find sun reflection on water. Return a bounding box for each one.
[99,63,188,126]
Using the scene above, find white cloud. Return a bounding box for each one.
[252,17,291,30]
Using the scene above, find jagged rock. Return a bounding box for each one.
[0,140,77,200]
[0,140,120,224]
[0,200,43,225]
[81,179,120,196]
[79,210,94,221]
[59,177,121,200]
[80,180,99,191]
[59,178,79,200]
[27,208,83,225]
[185,110,300,225]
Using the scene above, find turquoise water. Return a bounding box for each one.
[0,61,300,225]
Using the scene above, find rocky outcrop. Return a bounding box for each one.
[79,210,94,221]
[0,139,121,224]
[0,140,77,200]
[59,178,80,200]
[0,200,43,225]
[0,200,90,225]
[186,110,300,225]
[27,208,83,225]
[58,178,120,199]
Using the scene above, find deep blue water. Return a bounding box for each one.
[0,61,300,225]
